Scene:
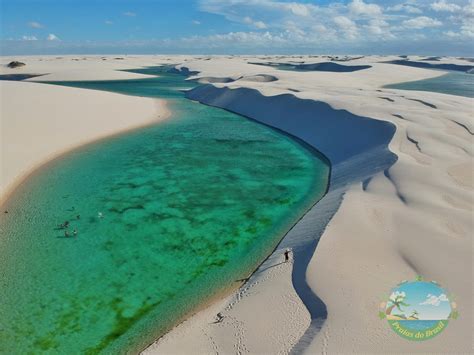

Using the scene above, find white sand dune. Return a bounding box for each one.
[238,74,278,82]
[0,55,472,353]
[1,55,158,81]
[197,76,237,84]
[0,79,169,204]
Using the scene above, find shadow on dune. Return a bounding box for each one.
[186,85,397,352]
[384,59,474,73]
[186,85,394,165]
[0,74,46,81]
[249,61,372,73]
[197,74,278,84]
[420,56,441,61]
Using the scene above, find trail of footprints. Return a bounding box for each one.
[206,259,290,354]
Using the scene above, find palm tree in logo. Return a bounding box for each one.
[386,291,410,315]
[410,310,419,320]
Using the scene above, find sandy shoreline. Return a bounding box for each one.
[0,79,171,206]
[1,55,472,353]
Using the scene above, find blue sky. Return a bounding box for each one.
[1,0,473,55]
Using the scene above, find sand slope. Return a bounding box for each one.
[0,55,158,81]
[0,80,168,203]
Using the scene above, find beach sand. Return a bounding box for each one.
[0,59,170,203]
[1,55,472,353]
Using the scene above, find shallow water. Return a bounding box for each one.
[385,72,474,98]
[0,67,329,353]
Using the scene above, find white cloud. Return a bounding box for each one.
[180,31,287,48]
[387,3,422,14]
[420,293,449,306]
[284,3,312,16]
[463,0,474,18]
[22,35,38,41]
[47,33,60,41]
[403,16,443,28]
[285,20,307,36]
[6,0,474,56]
[201,0,316,17]
[366,19,394,38]
[348,0,382,16]
[334,16,359,39]
[461,20,474,37]
[431,0,461,12]
[441,0,474,38]
[3,26,472,57]
[193,0,471,49]
[243,16,267,29]
[199,0,320,26]
[458,1,474,36]
[312,24,331,35]
[28,21,44,29]
[443,30,458,36]
[411,33,427,40]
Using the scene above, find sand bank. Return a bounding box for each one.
[1,55,157,81]
[1,78,169,204]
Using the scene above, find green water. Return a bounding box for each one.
[0,67,329,354]
[385,72,474,98]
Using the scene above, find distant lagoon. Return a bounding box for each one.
[385,71,474,98]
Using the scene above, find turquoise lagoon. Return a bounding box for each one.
[0,68,329,353]
[385,71,474,98]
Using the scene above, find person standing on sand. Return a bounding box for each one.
[284,248,291,262]
[214,312,224,324]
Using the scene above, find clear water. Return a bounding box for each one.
[385,72,474,98]
[0,67,329,354]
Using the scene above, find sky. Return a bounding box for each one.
[1,0,473,55]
